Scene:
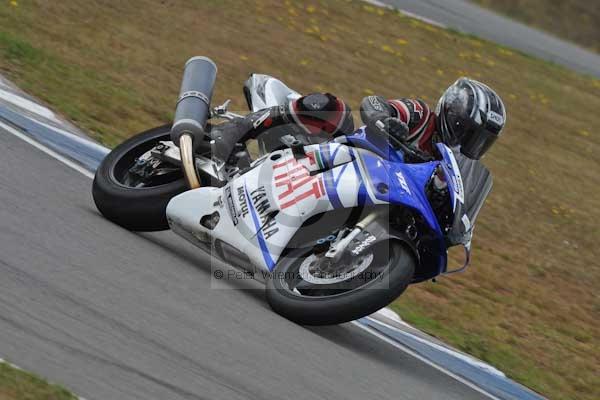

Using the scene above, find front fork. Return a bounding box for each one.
[324,211,384,262]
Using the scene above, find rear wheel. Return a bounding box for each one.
[92,124,189,231]
[265,240,415,325]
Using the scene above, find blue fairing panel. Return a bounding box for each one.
[437,143,467,214]
[360,152,448,276]
[388,162,442,235]
[357,151,442,236]
[346,126,404,163]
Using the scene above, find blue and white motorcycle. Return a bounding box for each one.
[93,57,493,325]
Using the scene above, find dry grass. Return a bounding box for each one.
[0,1,598,399]
[472,0,600,53]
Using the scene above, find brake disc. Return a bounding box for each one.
[298,252,374,285]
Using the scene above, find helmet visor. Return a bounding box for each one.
[458,119,500,160]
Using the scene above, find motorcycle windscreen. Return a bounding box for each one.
[445,149,493,246]
[456,154,493,224]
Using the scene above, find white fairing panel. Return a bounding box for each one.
[166,144,367,272]
[245,74,301,111]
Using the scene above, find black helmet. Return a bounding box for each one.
[435,78,506,160]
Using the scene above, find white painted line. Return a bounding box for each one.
[397,8,448,29]
[0,357,23,371]
[374,307,407,324]
[36,119,109,155]
[351,321,502,400]
[362,0,448,29]
[366,316,506,377]
[0,88,60,122]
[0,120,95,179]
[363,0,395,9]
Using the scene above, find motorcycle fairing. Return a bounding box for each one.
[438,143,465,213]
[339,127,444,235]
[167,143,356,272]
[338,127,404,163]
[167,141,447,273]
[359,151,442,236]
[358,151,448,277]
[435,143,492,273]
[436,143,492,249]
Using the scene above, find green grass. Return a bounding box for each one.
[471,0,600,53]
[0,1,598,399]
[0,361,76,400]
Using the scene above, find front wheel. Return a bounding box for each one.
[265,240,415,325]
[92,124,189,231]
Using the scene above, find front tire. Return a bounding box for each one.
[265,240,415,325]
[92,124,188,231]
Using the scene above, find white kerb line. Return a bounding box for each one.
[350,321,502,400]
[0,120,95,179]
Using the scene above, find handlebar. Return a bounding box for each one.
[374,120,434,162]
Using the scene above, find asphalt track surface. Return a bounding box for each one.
[0,128,491,400]
[378,0,600,78]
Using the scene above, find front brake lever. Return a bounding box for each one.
[211,99,244,120]
[374,120,434,162]
[212,99,231,116]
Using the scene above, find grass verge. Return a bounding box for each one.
[0,1,598,399]
[0,361,76,400]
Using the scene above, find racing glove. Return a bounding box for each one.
[376,117,410,144]
[360,96,408,142]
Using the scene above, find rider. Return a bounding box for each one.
[209,92,354,162]
[358,77,507,161]
[210,77,506,163]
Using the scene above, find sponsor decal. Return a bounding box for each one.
[368,96,383,112]
[213,195,224,209]
[395,171,411,195]
[461,214,471,231]
[453,174,464,203]
[411,100,424,119]
[250,186,279,240]
[244,184,276,270]
[306,150,324,169]
[253,110,271,129]
[444,146,465,205]
[279,105,290,124]
[250,186,270,216]
[487,110,504,126]
[351,232,376,256]
[224,186,239,225]
[237,186,250,219]
[309,101,321,110]
[273,157,325,210]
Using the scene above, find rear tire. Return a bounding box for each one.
[265,240,415,325]
[92,124,189,231]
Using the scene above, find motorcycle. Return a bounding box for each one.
[92,57,493,325]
